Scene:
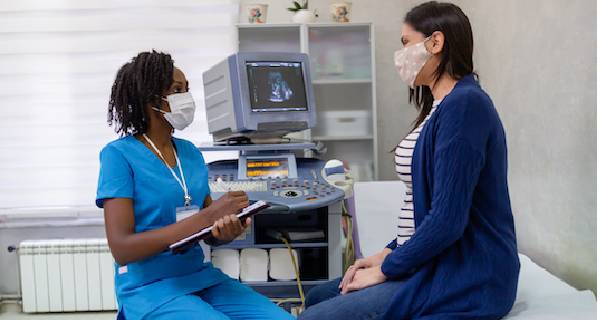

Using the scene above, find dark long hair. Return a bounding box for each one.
[405,1,475,128]
[108,50,174,136]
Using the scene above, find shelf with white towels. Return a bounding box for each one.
[312,78,372,85]
[216,242,329,249]
[244,280,329,287]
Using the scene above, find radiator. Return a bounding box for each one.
[18,238,117,313]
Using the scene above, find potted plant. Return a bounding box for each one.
[288,1,317,24]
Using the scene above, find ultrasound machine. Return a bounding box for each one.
[200,52,348,299]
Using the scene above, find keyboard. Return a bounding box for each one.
[209,180,268,192]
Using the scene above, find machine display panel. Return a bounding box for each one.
[246,158,289,178]
[246,61,308,112]
[238,154,298,179]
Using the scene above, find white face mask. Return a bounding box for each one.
[394,36,432,88]
[153,92,196,130]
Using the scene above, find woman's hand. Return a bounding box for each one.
[211,214,251,243]
[206,191,250,222]
[339,258,368,293]
[339,248,392,293]
[342,266,387,294]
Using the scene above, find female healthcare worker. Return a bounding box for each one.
[299,2,520,319]
[96,51,294,320]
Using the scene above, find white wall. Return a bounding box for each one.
[451,0,597,294]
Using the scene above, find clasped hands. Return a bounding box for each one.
[338,248,392,294]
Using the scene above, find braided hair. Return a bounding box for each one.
[108,50,174,136]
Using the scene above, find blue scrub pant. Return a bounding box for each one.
[145,278,294,320]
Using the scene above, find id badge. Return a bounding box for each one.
[176,205,201,222]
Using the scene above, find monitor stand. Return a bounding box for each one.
[198,140,320,156]
[213,136,252,146]
[213,136,308,145]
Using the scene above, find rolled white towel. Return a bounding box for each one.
[269,248,298,281]
[240,248,269,282]
[211,249,240,279]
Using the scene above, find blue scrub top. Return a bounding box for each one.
[96,135,227,320]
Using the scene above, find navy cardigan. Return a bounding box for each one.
[381,75,520,319]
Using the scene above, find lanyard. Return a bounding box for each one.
[142,134,192,207]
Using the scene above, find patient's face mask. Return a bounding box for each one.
[394,36,432,88]
[153,92,196,130]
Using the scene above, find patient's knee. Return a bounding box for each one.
[305,278,342,307]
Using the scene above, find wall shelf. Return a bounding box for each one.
[312,78,372,85]
[313,135,373,141]
[237,23,301,29]
[237,22,373,29]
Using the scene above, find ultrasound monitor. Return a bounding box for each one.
[202,52,316,142]
[246,61,308,112]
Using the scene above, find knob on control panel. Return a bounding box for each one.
[279,189,302,198]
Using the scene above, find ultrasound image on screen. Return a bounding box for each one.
[246,62,308,112]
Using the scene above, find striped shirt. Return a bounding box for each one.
[394,100,442,245]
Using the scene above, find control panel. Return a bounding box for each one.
[207,157,344,212]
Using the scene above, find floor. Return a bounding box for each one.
[0,304,116,320]
[0,301,300,319]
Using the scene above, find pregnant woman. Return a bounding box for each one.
[299,2,520,319]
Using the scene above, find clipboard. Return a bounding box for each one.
[169,200,270,254]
